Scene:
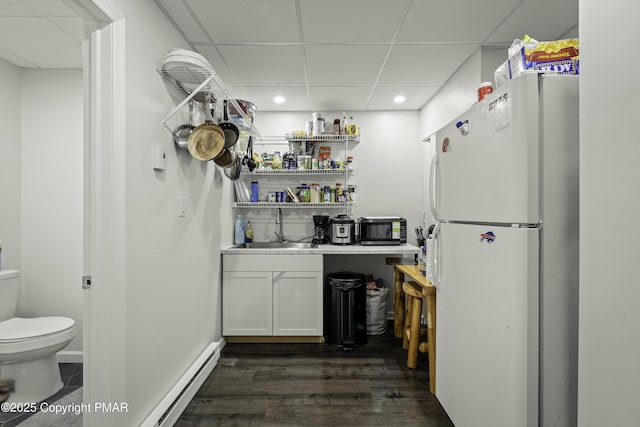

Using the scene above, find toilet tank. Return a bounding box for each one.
[0,270,19,322]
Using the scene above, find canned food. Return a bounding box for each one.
[268,192,276,203]
[297,155,305,169]
[304,155,312,169]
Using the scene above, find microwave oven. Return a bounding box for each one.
[358,217,407,246]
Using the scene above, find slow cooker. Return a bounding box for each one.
[329,215,355,245]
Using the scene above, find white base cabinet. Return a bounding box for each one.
[223,254,323,336]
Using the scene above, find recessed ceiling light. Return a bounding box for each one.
[394,95,406,103]
[274,96,286,104]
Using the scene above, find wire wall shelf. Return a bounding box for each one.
[256,135,359,143]
[234,202,353,209]
[158,65,261,138]
[243,168,349,175]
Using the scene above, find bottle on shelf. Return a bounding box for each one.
[347,116,359,136]
[234,214,245,245]
[245,221,253,243]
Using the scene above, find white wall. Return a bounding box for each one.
[251,111,421,315]
[578,1,640,425]
[0,59,22,271]
[109,0,233,424]
[18,69,83,353]
[252,111,423,244]
[418,48,482,140]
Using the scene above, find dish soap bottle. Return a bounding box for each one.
[245,221,253,243]
[234,214,245,245]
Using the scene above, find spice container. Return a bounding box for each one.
[333,118,341,134]
[347,185,356,202]
[310,183,320,203]
[299,184,310,203]
[323,186,331,203]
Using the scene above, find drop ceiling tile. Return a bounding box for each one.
[368,85,440,110]
[0,0,37,16]
[23,0,76,16]
[0,17,81,68]
[195,45,240,87]
[306,44,388,85]
[48,17,84,43]
[378,44,478,85]
[217,45,306,86]
[230,86,310,111]
[300,0,409,43]
[0,47,37,67]
[154,0,211,43]
[308,86,371,111]
[186,0,300,43]
[397,0,520,43]
[486,0,579,44]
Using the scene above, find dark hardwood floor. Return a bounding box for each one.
[176,324,453,426]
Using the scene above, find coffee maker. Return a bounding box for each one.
[313,215,329,244]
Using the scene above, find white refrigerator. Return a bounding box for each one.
[429,73,579,427]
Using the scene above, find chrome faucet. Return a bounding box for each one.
[274,208,286,242]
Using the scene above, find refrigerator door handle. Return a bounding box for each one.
[431,222,442,290]
[429,155,441,222]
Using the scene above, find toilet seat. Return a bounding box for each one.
[0,317,75,355]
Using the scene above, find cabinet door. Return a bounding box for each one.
[273,271,323,336]
[223,272,272,336]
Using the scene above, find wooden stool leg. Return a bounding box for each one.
[394,269,404,338]
[402,294,412,350]
[407,296,422,369]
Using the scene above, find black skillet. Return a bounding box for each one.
[220,99,240,149]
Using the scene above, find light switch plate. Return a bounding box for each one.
[153,145,167,171]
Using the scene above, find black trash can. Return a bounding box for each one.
[324,272,367,350]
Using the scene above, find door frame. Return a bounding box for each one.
[64,0,127,425]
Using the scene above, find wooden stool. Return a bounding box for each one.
[402,281,428,369]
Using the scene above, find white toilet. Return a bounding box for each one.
[0,270,75,403]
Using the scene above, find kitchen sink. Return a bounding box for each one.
[236,242,318,249]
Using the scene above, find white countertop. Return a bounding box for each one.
[221,243,421,255]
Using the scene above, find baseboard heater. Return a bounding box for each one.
[141,341,222,427]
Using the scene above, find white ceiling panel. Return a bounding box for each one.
[232,86,310,111]
[217,45,306,86]
[368,85,440,110]
[155,0,211,44]
[0,17,81,68]
[48,17,84,43]
[300,0,409,43]
[186,0,300,43]
[195,44,241,87]
[0,46,37,67]
[379,44,478,85]
[0,0,37,16]
[486,0,579,44]
[398,0,520,43]
[23,0,76,17]
[305,44,388,86]
[309,87,371,111]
